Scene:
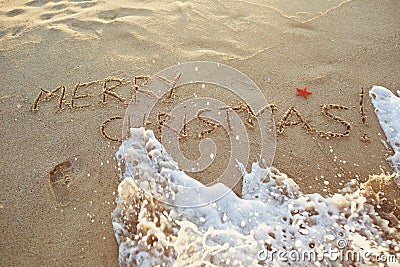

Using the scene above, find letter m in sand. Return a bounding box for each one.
[32,86,66,112]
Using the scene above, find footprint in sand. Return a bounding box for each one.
[48,160,72,207]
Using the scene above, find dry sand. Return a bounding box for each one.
[0,0,399,265]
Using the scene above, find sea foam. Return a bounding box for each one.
[112,126,399,267]
[370,86,400,186]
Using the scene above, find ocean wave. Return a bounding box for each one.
[112,126,399,266]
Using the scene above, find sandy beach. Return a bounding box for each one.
[1,0,399,265]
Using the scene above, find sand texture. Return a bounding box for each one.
[1,0,399,265]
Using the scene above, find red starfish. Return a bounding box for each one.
[296,87,312,99]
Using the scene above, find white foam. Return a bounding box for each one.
[112,127,399,266]
[370,86,400,185]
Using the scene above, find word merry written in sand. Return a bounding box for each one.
[31,76,150,111]
[31,77,368,142]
